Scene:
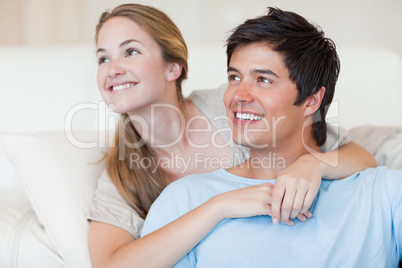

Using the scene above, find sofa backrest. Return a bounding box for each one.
[0,43,401,133]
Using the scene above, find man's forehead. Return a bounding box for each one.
[230,43,284,63]
[228,43,289,78]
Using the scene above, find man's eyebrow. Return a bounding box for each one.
[252,69,279,78]
[227,67,239,73]
[96,39,143,54]
[227,67,279,78]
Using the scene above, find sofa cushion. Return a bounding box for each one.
[348,125,402,170]
[0,191,67,268]
[0,143,21,191]
[0,130,107,267]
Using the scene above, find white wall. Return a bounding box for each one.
[0,0,401,129]
[1,0,401,53]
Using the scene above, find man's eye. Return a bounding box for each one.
[228,75,241,81]
[258,77,271,83]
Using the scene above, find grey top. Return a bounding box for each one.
[88,84,351,238]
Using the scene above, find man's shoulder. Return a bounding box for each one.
[156,169,225,200]
[146,170,227,223]
[324,166,402,192]
[343,166,402,197]
[171,169,223,185]
[356,166,402,179]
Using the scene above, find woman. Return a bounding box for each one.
[88,4,376,267]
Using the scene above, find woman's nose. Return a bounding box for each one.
[108,59,126,78]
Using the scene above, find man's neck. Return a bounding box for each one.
[228,134,320,180]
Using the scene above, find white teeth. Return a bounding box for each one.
[112,83,134,91]
[236,112,262,121]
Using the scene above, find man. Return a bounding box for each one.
[141,7,402,267]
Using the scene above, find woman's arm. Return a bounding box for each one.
[89,201,224,268]
[89,182,300,268]
[271,141,377,224]
[89,205,224,268]
[314,141,377,179]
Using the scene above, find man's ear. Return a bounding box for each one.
[166,62,182,82]
[303,86,326,117]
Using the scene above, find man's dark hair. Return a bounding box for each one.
[226,7,340,146]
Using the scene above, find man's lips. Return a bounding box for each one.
[235,112,263,121]
[232,111,265,126]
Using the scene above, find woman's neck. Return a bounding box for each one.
[128,98,196,155]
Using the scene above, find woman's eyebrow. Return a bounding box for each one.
[96,39,143,54]
[119,39,143,47]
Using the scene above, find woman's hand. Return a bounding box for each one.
[210,182,297,226]
[271,154,320,224]
[269,141,377,225]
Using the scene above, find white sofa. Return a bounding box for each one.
[1,43,402,267]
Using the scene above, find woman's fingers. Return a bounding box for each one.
[217,182,275,219]
[289,188,306,219]
[271,181,285,224]
[280,183,297,223]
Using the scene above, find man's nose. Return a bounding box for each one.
[233,81,254,104]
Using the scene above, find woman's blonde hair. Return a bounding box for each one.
[95,4,188,219]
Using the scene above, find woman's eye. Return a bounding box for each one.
[127,49,139,56]
[98,57,110,65]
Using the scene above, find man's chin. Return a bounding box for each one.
[232,137,270,149]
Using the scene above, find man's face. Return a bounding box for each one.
[223,42,306,150]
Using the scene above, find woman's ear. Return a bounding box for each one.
[303,86,326,117]
[166,62,182,82]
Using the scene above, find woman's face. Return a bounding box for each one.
[96,16,172,114]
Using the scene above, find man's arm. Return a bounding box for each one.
[385,168,402,261]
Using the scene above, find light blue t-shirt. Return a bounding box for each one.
[141,166,402,267]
